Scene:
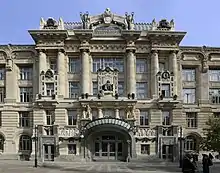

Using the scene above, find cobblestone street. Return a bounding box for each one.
[0,160,220,173]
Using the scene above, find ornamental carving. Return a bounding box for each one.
[135,128,156,138]
[58,127,80,137]
[102,8,114,24]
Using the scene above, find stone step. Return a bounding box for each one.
[0,154,18,160]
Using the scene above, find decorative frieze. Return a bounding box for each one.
[58,127,80,137]
[135,128,156,138]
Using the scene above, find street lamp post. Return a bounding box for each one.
[179,126,183,168]
[34,125,38,168]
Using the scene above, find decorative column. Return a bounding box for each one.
[169,51,178,96]
[126,49,136,96]
[98,108,103,118]
[115,109,120,119]
[38,50,47,74]
[126,140,131,162]
[57,50,66,98]
[80,49,90,95]
[150,50,159,98]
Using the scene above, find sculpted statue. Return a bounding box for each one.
[127,106,135,119]
[102,80,113,91]
[102,8,113,24]
[125,12,135,30]
[85,104,92,119]
[80,11,90,29]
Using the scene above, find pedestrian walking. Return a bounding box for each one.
[182,153,197,173]
[202,154,213,173]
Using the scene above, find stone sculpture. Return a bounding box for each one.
[80,11,90,29]
[125,12,135,30]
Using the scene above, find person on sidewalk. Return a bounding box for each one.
[182,153,196,173]
[202,154,213,173]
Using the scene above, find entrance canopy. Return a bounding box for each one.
[84,118,132,133]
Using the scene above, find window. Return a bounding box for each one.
[118,82,124,96]
[69,58,80,73]
[182,89,196,103]
[162,111,171,125]
[68,143,76,154]
[209,69,220,81]
[0,68,5,80]
[103,109,114,118]
[0,88,5,103]
[19,67,32,80]
[92,58,124,72]
[50,59,57,73]
[141,144,150,155]
[46,110,54,125]
[46,83,54,96]
[19,112,29,127]
[209,89,220,104]
[69,82,79,98]
[136,59,147,73]
[0,134,4,153]
[213,112,220,119]
[68,110,77,126]
[182,69,196,81]
[20,87,33,102]
[186,112,197,128]
[161,84,170,98]
[93,82,98,95]
[185,136,197,151]
[19,135,32,151]
[159,62,165,71]
[140,111,149,126]
[136,82,147,99]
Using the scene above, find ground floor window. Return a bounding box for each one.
[141,144,150,155]
[185,135,197,151]
[19,135,32,151]
[68,144,76,155]
[0,134,4,152]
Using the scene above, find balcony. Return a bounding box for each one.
[35,94,58,104]
[157,94,179,108]
[210,95,220,104]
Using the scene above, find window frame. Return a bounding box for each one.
[186,112,198,128]
[182,68,196,82]
[19,112,30,127]
[182,88,196,104]
[69,82,79,98]
[67,110,77,126]
[136,82,147,99]
[20,87,33,102]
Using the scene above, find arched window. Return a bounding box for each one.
[19,135,32,151]
[0,134,5,153]
[185,135,197,151]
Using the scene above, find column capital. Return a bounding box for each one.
[80,48,90,53]
[57,49,65,54]
[126,48,136,53]
[169,50,179,55]
[37,49,46,54]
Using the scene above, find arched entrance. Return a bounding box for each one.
[184,132,202,152]
[83,118,134,162]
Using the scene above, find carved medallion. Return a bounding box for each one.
[103,8,113,24]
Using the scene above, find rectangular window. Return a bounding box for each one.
[68,110,77,126]
[141,144,150,155]
[69,82,79,98]
[92,58,124,72]
[136,82,147,99]
[140,111,149,126]
[162,111,171,126]
[20,87,33,102]
[50,59,57,73]
[186,112,197,128]
[46,83,54,96]
[46,110,54,125]
[0,88,5,103]
[19,67,33,80]
[19,112,30,127]
[161,84,170,98]
[0,67,5,80]
[209,69,220,81]
[93,82,98,96]
[69,58,80,73]
[136,59,147,73]
[118,82,124,96]
[182,88,196,103]
[182,69,196,81]
[209,88,220,104]
[68,144,76,154]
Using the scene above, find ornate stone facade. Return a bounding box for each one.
[0,8,219,162]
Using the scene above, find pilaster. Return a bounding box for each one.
[169,51,178,96]
[150,50,159,99]
[38,50,47,95]
[57,50,66,98]
[199,65,210,105]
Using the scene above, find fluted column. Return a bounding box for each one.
[81,49,90,95]
[57,50,66,97]
[169,51,178,96]
[38,50,47,74]
[150,50,159,98]
[127,50,136,95]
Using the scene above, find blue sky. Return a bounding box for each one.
[0,0,219,46]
